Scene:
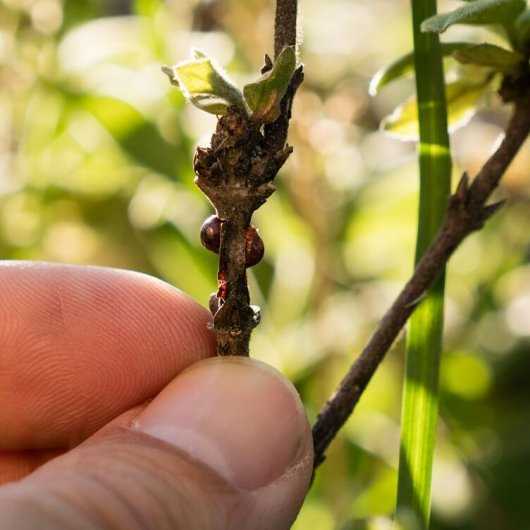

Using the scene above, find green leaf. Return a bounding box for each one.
[452,42,524,72]
[515,9,530,46]
[243,46,296,123]
[162,51,245,115]
[395,1,452,526]
[134,0,162,17]
[370,42,475,95]
[421,0,526,33]
[81,95,189,179]
[382,79,491,141]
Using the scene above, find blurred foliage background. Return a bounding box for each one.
[1,0,530,528]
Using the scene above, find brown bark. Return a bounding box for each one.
[312,93,530,468]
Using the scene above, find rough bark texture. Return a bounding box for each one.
[195,110,293,355]
[312,91,530,468]
[196,0,302,356]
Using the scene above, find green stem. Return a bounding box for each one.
[396,0,452,528]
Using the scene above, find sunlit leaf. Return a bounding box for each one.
[515,9,530,46]
[162,51,245,115]
[243,46,296,123]
[421,0,526,33]
[452,43,524,72]
[369,42,473,95]
[382,79,491,141]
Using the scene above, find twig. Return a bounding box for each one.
[266,0,303,151]
[274,0,298,58]
[312,93,530,468]
[197,0,302,356]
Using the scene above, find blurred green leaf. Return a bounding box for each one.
[81,95,188,180]
[291,500,335,530]
[453,43,524,72]
[162,51,245,115]
[421,0,526,33]
[61,0,101,33]
[134,0,162,16]
[369,42,473,95]
[243,46,296,123]
[515,9,530,46]
[382,79,491,141]
[145,222,216,302]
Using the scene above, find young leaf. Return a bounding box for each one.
[162,51,245,115]
[421,0,526,33]
[515,9,530,46]
[243,46,296,123]
[453,43,524,72]
[382,79,491,141]
[370,42,474,95]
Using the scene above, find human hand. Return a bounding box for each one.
[0,262,313,530]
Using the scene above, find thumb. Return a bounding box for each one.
[0,357,313,530]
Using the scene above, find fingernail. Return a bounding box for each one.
[133,356,309,490]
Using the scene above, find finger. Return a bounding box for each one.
[0,261,215,450]
[0,450,63,485]
[0,357,313,530]
[0,406,144,484]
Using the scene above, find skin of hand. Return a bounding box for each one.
[0,262,313,530]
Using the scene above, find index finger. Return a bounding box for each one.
[0,262,216,450]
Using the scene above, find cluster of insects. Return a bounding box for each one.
[200,215,265,268]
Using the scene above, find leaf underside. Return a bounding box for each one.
[162,51,245,115]
[382,78,492,141]
[421,0,526,33]
[516,9,530,46]
[370,42,475,95]
[452,43,524,72]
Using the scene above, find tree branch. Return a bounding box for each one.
[312,94,530,468]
